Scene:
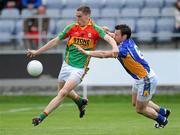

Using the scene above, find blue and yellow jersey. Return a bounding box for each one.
[117,39,153,80]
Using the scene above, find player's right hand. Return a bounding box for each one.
[27,49,38,58]
[75,45,86,54]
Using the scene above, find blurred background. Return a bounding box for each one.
[1,1,180,134]
[0,0,180,96]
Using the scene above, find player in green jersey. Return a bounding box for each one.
[27,5,118,126]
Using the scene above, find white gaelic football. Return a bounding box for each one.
[27,60,43,76]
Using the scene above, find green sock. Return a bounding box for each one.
[38,112,48,121]
[74,97,83,106]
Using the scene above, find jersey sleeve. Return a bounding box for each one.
[93,24,106,39]
[58,23,75,40]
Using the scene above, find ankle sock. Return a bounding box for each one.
[155,113,166,124]
[159,107,166,116]
[74,96,83,106]
[39,112,48,121]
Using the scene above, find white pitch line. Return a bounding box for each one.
[0,103,74,114]
[0,107,42,114]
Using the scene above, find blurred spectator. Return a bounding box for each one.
[0,0,21,11]
[0,0,3,11]
[21,0,42,10]
[23,5,49,49]
[174,0,180,33]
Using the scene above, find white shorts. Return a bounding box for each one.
[132,75,158,101]
[58,62,85,84]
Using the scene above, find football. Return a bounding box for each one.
[27,60,43,76]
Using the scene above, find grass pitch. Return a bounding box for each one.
[0,95,180,135]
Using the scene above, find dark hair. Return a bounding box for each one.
[77,5,91,15]
[115,24,131,39]
[175,0,180,11]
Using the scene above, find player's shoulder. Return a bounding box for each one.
[65,22,76,29]
[92,22,104,31]
[62,22,76,33]
[92,22,106,38]
[123,39,136,48]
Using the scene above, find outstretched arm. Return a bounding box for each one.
[75,45,117,58]
[27,36,60,57]
[103,34,119,57]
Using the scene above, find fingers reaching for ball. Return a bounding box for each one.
[27,49,38,58]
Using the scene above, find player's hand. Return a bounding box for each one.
[102,26,110,33]
[108,33,115,38]
[75,45,86,54]
[102,26,115,38]
[27,49,39,58]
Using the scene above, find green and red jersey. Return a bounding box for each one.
[58,20,106,68]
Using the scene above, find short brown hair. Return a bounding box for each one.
[77,6,91,15]
[115,24,131,39]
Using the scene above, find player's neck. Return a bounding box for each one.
[80,19,90,27]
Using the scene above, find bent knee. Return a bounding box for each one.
[135,109,143,114]
[135,106,144,114]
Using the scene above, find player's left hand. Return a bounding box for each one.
[102,26,110,33]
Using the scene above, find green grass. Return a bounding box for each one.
[0,95,180,135]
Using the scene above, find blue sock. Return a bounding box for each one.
[159,107,166,116]
[155,113,166,124]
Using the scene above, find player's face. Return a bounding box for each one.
[75,11,89,27]
[114,30,124,44]
[178,1,180,8]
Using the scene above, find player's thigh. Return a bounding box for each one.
[136,100,149,111]
[58,81,65,91]
[68,67,85,84]
[136,76,158,102]
[59,79,79,96]
[58,62,70,82]
[58,62,85,84]
[150,76,158,95]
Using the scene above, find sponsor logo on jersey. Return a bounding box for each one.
[73,37,91,46]
[68,37,94,48]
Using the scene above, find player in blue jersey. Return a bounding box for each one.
[76,24,171,128]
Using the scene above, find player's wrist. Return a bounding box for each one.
[85,51,90,55]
